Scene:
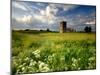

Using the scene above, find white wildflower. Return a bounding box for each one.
[78,67,81,70]
[38,61,50,72]
[52,54,55,57]
[48,55,53,61]
[60,56,65,61]
[29,61,37,66]
[78,58,81,61]
[30,59,33,62]
[24,57,29,61]
[72,63,76,67]
[89,57,95,61]
[39,61,45,68]
[18,65,23,68]
[22,63,26,66]
[88,63,93,69]
[22,67,25,71]
[65,67,68,70]
[72,57,77,63]
[32,49,40,58]
[41,66,50,72]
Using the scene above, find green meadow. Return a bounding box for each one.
[12,30,96,74]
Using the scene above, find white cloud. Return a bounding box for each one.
[33,14,55,24]
[12,1,95,31]
[85,20,96,25]
[39,6,56,24]
[39,4,59,24]
[40,10,45,16]
[85,21,95,25]
[16,15,32,24]
[46,6,56,20]
[34,15,47,23]
[49,3,77,11]
[63,4,77,11]
[12,1,27,11]
[12,1,77,26]
[39,4,77,25]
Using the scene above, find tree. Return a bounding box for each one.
[84,26,92,32]
[25,29,30,31]
[46,28,50,32]
[88,26,92,32]
[84,26,89,32]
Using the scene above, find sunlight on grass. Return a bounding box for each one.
[12,31,96,74]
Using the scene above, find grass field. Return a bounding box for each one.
[12,30,96,74]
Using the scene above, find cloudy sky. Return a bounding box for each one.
[12,1,96,31]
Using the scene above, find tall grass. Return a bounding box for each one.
[12,31,96,74]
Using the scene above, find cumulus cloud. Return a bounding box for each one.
[40,5,57,21]
[15,15,32,24]
[38,5,57,24]
[12,1,77,26]
[12,1,96,31]
[34,15,47,23]
[12,18,31,30]
[85,20,96,25]
[48,3,77,11]
[39,3,77,24]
